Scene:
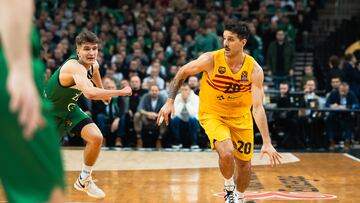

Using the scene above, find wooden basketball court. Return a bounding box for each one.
[1,149,359,202]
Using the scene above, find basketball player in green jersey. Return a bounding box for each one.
[45,30,132,198]
[0,0,65,202]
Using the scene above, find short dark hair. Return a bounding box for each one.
[330,75,341,81]
[75,30,100,48]
[329,55,340,67]
[224,20,250,40]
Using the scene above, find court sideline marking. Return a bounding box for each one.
[344,153,360,162]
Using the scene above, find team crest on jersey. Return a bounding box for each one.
[241,71,248,82]
[218,66,226,74]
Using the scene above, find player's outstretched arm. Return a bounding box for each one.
[69,62,132,100]
[157,52,213,126]
[0,0,44,138]
[251,63,282,167]
[73,74,132,100]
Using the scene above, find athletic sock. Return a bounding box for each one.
[224,176,235,191]
[80,164,92,180]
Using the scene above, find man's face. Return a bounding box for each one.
[150,85,160,99]
[151,63,160,76]
[223,30,246,57]
[181,85,191,100]
[305,80,316,92]
[103,78,115,90]
[129,60,138,71]
[304,65,313,75]
[276,31,285,42]
[188,76,199,89]
[120,80,129,88]
[331,78,341,89]
[106,81,116,90]
[339,84,349,96]
[130,76,141,90]
[279,84,289,95]
[77,42,98,65]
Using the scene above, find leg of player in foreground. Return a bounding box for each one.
[0,0,65,202]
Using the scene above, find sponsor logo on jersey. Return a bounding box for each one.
[241,71,248,82]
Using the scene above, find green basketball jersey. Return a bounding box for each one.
[45,56,83,118]
[45,56,94,136]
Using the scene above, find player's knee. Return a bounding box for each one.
[89,134,103,146]
[219,149,234,161]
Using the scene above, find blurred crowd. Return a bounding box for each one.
[35,0,360,151]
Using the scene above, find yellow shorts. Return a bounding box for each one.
[199,111,254,161]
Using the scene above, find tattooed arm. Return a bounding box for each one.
[251,62,282,167]
[157,52,214,125]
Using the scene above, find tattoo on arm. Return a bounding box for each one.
[168,77,185,99]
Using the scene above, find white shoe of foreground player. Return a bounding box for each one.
[74,176,106,198]
[224,185,239,203]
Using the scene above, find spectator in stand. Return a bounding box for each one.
[326,76,341,98]
[166,65,179,81]
[267,30,295,89]
[293,11,312,50]
[194,25,221,53]
[92,77,125,147]
[324,55,343,93]
[124,59,145,80]
[278,15,296,43]
[300,64,317,89]
[143,61,165,90]
[188,75,200,95]
[298,79,324,148]
[271,82,300,148]
[342,54,360,100]
[247,22,264,65]
[171,84,200,149]
[122,75,148,147]
[325,82,359,151]
[146,58,167,79]
[135,84,166,148]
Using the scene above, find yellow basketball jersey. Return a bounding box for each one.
[199,49,255,117]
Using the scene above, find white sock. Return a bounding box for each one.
[224,176,234,186]
[224,176,235,191]
[80,164,92,180]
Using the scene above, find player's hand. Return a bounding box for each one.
[6,69,44,139]
[260,143,282,167]
[120,86,132,96]
[157,99,175,126]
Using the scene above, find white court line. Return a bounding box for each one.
[344,153,360,162]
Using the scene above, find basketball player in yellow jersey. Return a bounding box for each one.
[157,20,282,203]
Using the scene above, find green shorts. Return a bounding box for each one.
[53,105,93,137]
[0,53,65,203]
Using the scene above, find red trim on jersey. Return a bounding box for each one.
[215,74,241,82]
[206,80,222,91]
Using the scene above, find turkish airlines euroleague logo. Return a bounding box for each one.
[214,191,337,200]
